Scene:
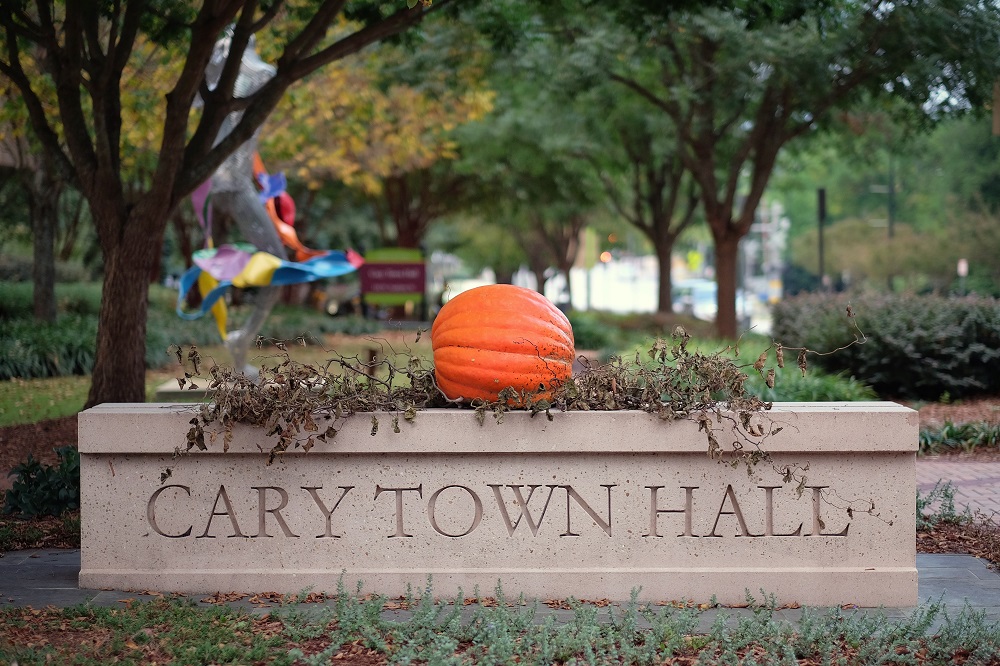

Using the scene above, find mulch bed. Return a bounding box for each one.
[917,518,1000,564]
[0,415,78,493]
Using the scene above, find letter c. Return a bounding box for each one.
[147,484,193,538]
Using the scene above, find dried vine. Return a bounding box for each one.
[174,306,867,485]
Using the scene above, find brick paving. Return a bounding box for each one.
[917,458,1000,519]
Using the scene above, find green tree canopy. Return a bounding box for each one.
[607,1,1000,336]
[0,0,456,406]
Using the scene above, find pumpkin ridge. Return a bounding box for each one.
[432,311,573,343]
[432,329,573,357]
[430,284,575,403]
[434,351,571,388]
[433,346,573,368]
[435,375,497,401]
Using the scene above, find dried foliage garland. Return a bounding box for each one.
[174,307,867,487]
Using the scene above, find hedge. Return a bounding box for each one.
[771,293,1000,400]
[0,316,98,379]
[1,306,380,381]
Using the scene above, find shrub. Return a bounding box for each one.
[0,281,102,320]
[566,310,618,350]
[0,255,93,284]
[3,447,80,517]
[0,281,383,376]
[746,364,878,402]
[0,281,32,319]
[772,293,1000,400]
[0,316,98,379]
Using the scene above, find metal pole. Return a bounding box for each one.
[818,188,826,289]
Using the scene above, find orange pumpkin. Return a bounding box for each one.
[431,284,575,403]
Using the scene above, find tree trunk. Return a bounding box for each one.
[714,234,740,340]
[171,208,196,269]
[531,268,547,294]
[28,169,59,324]
[58,192,86,262]
[655,241,674,314]
[85,223,160,407]
[559,266,573,306]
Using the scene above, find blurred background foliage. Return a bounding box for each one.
[2,0,999,411]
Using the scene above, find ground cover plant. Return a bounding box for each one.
[2,585,1000,664]
[919,421,1000,456]
[2,446,79,517]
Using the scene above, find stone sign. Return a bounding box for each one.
[79,402,917,606]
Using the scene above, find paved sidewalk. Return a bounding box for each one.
[916,457,1000,518]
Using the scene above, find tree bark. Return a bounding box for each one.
[57,192,85,262]
[85,213,161,407]
[713,232,740,340]
[171,208,196,269]
[655,241,674,314]
[27,168,59,323]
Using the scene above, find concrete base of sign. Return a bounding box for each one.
[79,402,917,606]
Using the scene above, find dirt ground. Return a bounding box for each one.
[0,415,78,492]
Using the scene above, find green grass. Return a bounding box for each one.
[0,376,90,427]
[0,329,435,427]
[2,329,874,428]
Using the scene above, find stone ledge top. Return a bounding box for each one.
[79,402,918,455]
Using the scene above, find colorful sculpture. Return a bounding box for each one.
[177,30,360,376]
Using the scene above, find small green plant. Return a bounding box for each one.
[4,583,1000,664]
[746,364,878,402]
[916,480,969,530]
[919,420,1000,456]
[3,447,80,517]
